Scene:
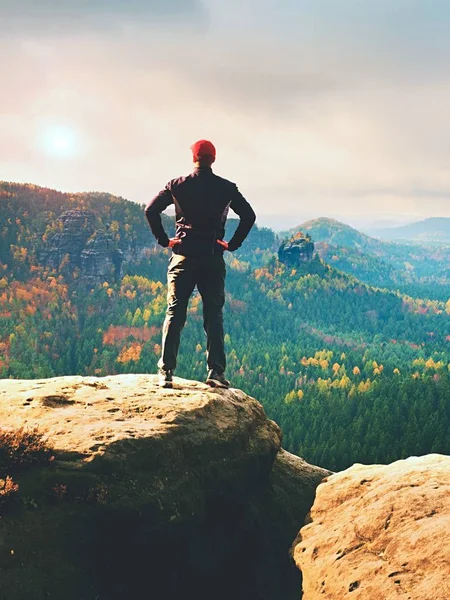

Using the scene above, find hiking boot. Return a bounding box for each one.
[158,368,173,388]
[206,370,230,389]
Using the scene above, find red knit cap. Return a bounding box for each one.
[190,139,216,163]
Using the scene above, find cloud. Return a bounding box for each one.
[1,0,450,223]
[0,0,207,32]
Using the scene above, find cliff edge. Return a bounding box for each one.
[0,374,328,600]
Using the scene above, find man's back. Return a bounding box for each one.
[145,165,255,256]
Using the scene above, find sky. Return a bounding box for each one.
[1,0,450,230]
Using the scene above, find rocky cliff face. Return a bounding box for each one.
[0,375,328,600]
[80,230,123,283]
[41,209,96,269]
[292,455,450,600]
[40,209,124,282]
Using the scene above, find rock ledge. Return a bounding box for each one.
[293,454,450,600]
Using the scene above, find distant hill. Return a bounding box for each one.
[284,217,450,286]
[368,217,450,243]
[285,217,384,253]
[0,181,276,280]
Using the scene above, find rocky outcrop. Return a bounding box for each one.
[278,232,315,266]
[0,375,328,600]
[292,455,450,600]
[40,209,123,281]
[80,230,123,282]
[41,209,96,269]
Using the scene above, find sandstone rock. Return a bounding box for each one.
[278,232,315,266]
[40,209,123,282]
[253,450,331,598]
[41,209,96,269]
[0,375,280,521]
[292,455,450,600]
[0,375,327,600]
[80,230,123,282]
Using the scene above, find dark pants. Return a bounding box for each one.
[158,253,226,374]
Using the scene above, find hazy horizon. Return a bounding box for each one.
[3,176,448,233]
[2,1,450,224]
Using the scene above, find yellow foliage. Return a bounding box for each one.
[229,258,249,272]
[315,350,333,361]
[339,375,351,389]
[284,391,294,404]
[317,378,331,392]
[357,379,372,393]
[116,343,142,363]
[424,358,444,370]
[301,355,329,369]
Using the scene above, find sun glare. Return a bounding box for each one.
[52,135,71,151]
[42,126,77,158]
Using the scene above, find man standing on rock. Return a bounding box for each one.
[145,140,256,389]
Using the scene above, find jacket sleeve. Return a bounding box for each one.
[227,185,256,252]
[144,185,173,248]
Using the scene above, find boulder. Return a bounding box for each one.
[292,455,450,600]
[0,375,328,600]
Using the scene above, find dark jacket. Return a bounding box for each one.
[145,166,256,256]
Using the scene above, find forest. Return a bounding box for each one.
[1,181,449,471]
